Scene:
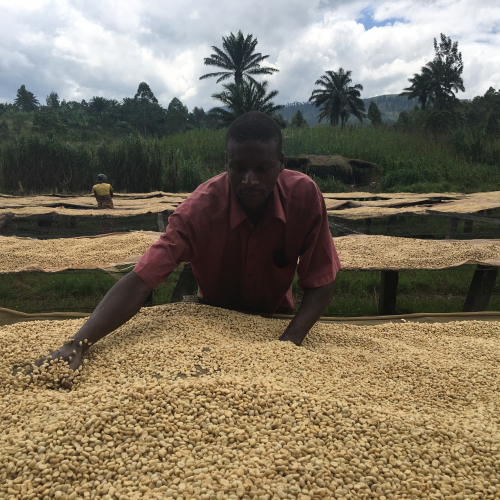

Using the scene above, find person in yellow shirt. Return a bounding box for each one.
[92,174,114,209]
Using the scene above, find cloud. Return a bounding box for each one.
[0,0,499,109]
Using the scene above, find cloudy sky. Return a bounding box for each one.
[0,0,499,110]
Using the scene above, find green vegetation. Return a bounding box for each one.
[367,101,382,126]
[199,30,278,85]
[209,80,282,126]
[293,267,500,316]
[290,110,308,128]
[1,123,499,194]
[2,266,498,317]
[0,31,499,195]
[283,126,500,192]
[0,267,183,313]
[399,34,464,111]
[309,68,366,127]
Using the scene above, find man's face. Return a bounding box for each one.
[226,139,285,211]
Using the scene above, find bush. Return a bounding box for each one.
[176,153,208,192]
[310,175,348,193]
[381,169,424,190]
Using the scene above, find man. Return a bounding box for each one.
[33,112,341,387]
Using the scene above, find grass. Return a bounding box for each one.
[3,124,500,194]
[292,266,500,316]
[282,126,500,193]
[1,265,497,317]
[0,266,184,313]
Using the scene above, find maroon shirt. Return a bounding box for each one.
[134,170,341,314]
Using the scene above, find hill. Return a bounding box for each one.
[279,94,419,126]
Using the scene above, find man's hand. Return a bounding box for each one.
[27,271,152,389]
[27,340,84,389]
[279,281,335,346]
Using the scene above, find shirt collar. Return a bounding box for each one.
[229,181,286,230]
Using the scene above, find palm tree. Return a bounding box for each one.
[209,80,282,127]
[421,58,464,109]
[309,68,365,127]
[14,85,40,112]
[399,72,434,110]
[200,30,278,85]
[89,96,108,117]
[400,33,465,111]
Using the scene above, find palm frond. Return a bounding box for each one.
[200,30,279,83]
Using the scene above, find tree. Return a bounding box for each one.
[188,107,207,129]
[188,107,218,129]
[33,107,66,135]
[291,110,307,128]
[46,91,60,108]
[309,68,365,127]
[165,98,189,135]
[395,110,410,128]
[485,111,499,150]
[89,96,108,117]
[367,101,382,126]
[400,34,465,111]
[200,30,278,85]
[422,48,464,110]
[134,82,159,134]
[485,111,499,137]
[10,112,31,134]
[209,80,282,127]
[14,85,40,112]
[399,72,433,110]
[0,120,9,140]
[272,113,288,129]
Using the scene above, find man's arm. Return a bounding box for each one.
[279,281,335,346]
[29,271,152,388]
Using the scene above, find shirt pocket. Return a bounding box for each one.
[271,254,297,284]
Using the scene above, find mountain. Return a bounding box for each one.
[278,94,419,126]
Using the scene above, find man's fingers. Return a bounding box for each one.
[26,343,84,389]
[61,378,73,390]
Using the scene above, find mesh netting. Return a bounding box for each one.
[328,209,500,240]
[0,211,171,239]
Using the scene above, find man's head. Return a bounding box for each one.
[97,174,107,183]
[225,112,285,212]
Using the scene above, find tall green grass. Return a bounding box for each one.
[1,134,93,193]
[0,134,164,193]
[1,126,498,194]
[283,126,500,193]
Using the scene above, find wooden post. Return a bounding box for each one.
[364,218,372,235]
[37,215,53,237]
[0,213,14,232]
[157,212,165,233]
[387,215,397,236]
[445,217,459,239]
[379,270,399,316]
[463,265,498,312]
[170,263,199,303]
